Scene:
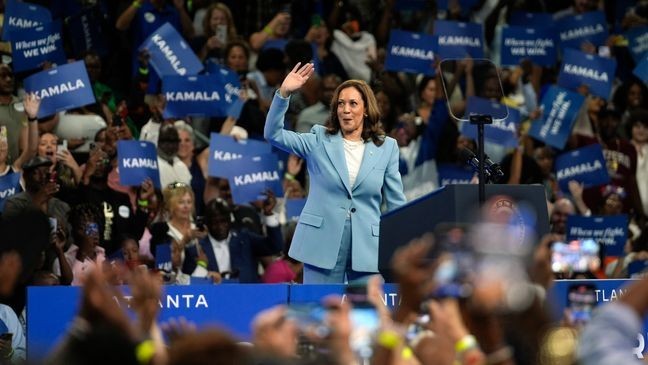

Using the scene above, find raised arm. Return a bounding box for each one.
[12,93,40,171]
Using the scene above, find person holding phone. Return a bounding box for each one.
[264,63,406,283]
[0,303,25,362]
[193,3,239,61]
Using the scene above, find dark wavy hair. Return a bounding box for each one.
[325,80,386,146]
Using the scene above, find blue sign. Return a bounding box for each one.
[285,198,306,221]
[566,215,628,256]
[628,261,648,278]
[204,61,241,108]
[11,20,66,73]
[461,97,520,147]
[227,98,245,120]
[555,144,610,192]
[289,284,399,308]
[509,12,554,27]
[139,22,203,77]
[558,49,617,99]
[528,85,585,150]
[23,61,96,118]
[635,54,648,84]
[155,243,172,272]
[626,27,648,63]
[0,173,21,212]
[117,140,161,189]
[207,133,272,178]
[224,154,283,205]
[501,26,557,67]
[556,11,608,51]
[162,75,227,118]
[2,0,51,41]
[433,20,484,59]
[437,164,473,186]
[384,30,436,75]
[65,6,108,57]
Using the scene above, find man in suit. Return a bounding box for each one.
[183,198,283,283]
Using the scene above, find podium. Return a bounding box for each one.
[379,184,549,282]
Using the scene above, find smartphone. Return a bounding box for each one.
[345,285,380,358]
[551,239,601,274]
[285,303,329,338]
[567,283,596,325]
[49,217,57,234]
[57,139,67,153]
[216,24,227,45]
[195,216,205,230]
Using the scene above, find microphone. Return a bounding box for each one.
[483,154,505,182]
[459,148,491,179]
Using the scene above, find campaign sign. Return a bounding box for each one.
[566,215,628,256]
[65,6,108,57]
[501,26,557,66]
[433,20,484,59]
[634,54,648,84]
[155,243,172,272]
[2,0,51,41]
[528,85,585,149]
[227,98,245,120]
[555,144,610,192]
[437,163,473,187]
[23,61,95,118]
[461,97,520,147]
[11,20,66,73]
[117,140,161,189]
[285,198,306,221]
[139,22,203,77]
[204,61,241,107]
[162,74,226,118]
[628,261,648,278]
[509,12,554,27]
[224,154,283,205]
[289,284,400,309]
[556,11,608,51]
[0,173,21,212]
[207,133,272,178]
[626,27,648,63]
[384,30,436,75]
[558,49,616,99]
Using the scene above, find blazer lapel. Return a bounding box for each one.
[323,133,352,196]
[353,141,383,191]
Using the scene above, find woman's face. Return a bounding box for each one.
[274,14,291,37]
[209,8,227,31]
[603,194,623,215]
[38,133,58,164]
[171,192,194,221]
[632,121,648,144]
[78,220,100,248]
[421,79,437,105]
[226,46,248,73]
[122,239,140,262]
[177,129,194,160]
[336,87,366,139]
[628,84,643,108]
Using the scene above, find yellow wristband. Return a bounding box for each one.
[377,330,402,350]
[135,339,155,364]
[263,25,273,36]
[132,1,142,9]
[284,172,295,181]
[455,334,478,354]
[197,260,207,268]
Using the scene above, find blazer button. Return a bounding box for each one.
[350,208,356,213]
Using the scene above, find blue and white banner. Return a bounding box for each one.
[11,20,66,73]
[227,98,245,120]
[626,27,648,63]
[528,85,585,150]
[634,54,648,84]
[566,215,628,256]
[384,30,436,75]
[204,61,241,110]
[285,198,306,221]
[23,61,95,118]
[0,173,22,212]
[207,133,272,178]
[162,74,227,118]
[117,140,161,189]
[65,6,108,57]
[155,243,172,272]
[501,26,557,67]
[224,154,283,205]
[628,261,648,278]
[556,11,608,51]
[509,12,554,27]
[437,163,473,186]
[139,22,203,77]
[461,97,520,147]
[2,0,51,41]
[433,20,484,59]
[557,49,617,99]
[555,144,610,192]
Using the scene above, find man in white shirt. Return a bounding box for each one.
[157,125,192,188]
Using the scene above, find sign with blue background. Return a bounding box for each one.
[207,133,271,178]
[461,97,520,147]
[555,144,610,192]
[626,26,648,63]
[139,22,203,77]
[384,30,436,75]
[224,154,283,205]
[0,173,21,212]
[204,61,241,110]
[24,61,95,118]
[117,140,161,189]
[528,85,585,150]
[566,215,628,256]
[501,26,557,67]
[155,243,172,272]
[2,0,51,41]
[11,20,66,73]
[558,49,616,99]
[65,6,108,57]
[433,20,484,59]
[509,12,554,27]
[634,54,648,84]
[437,164,473,187]
[556,11,608,51]
[285,198,307,221]
[162,75,226,118]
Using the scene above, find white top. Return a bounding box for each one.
[208,233,232,273]
[330,29,376,82]
[167,223,209,277]
[636,144,648,216]
[343,138,365,187]
[140,119,161,146]
[0,304,25,361]
[158,155,192,189]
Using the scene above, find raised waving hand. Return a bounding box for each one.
[279,62,315,98]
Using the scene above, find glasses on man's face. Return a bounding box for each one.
[168,181,188,189]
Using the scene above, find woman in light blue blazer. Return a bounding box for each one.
[264,63,407,283]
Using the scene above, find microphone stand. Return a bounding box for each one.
[469,114,493,206]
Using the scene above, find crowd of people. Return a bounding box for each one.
[0,0,646,363]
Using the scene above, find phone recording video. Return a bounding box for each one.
[428,223,474,299]
[57,139,67,153]
[344,284,379,359]
[567,283,597,326]
[551,239,601,274]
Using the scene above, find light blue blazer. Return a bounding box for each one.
[264,92,407,272]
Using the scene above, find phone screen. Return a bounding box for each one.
[567,284,596,325]
[551,239,601,273]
